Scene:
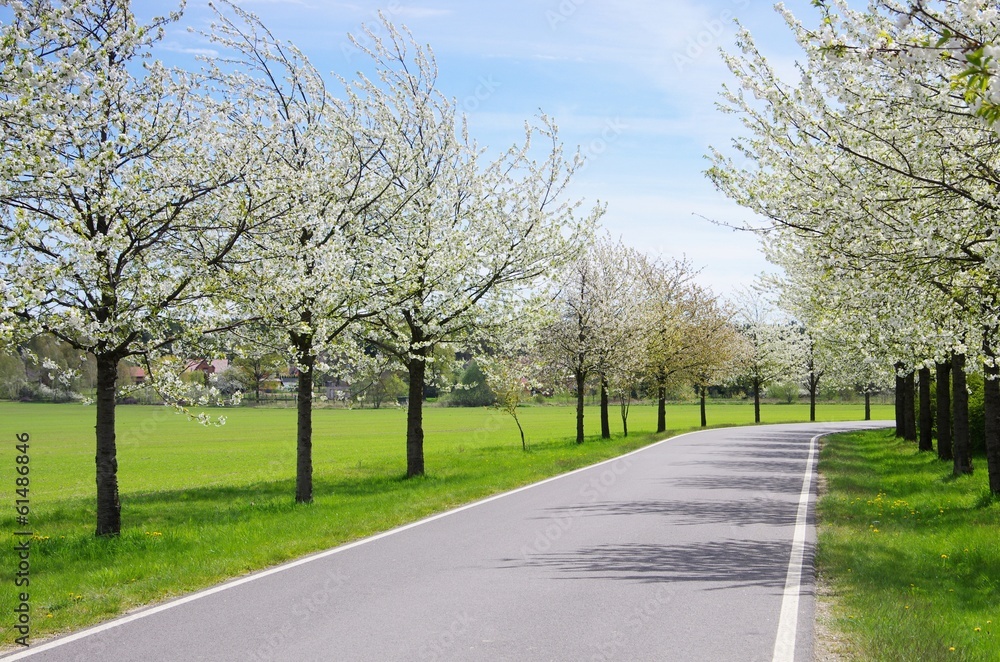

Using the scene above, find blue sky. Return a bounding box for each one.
[158,1,814,294]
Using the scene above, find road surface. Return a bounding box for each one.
[5,421,889,661]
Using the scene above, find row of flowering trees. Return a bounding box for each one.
[707,0,1000,494]
[0,1,599,535]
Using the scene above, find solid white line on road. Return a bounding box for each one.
[3,427,713,660]
[771,432,821,662]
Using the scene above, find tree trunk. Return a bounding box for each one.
[864,390,871,421]
[936,359,952,461]
[700,385,707,427]
[294,337,315,504]
[407,353,427,475]
[753,378,761,424]
[952,354,973,476]
[983,337,1000,494]
[656,383,666,433]
[620,399,629,437]
[918,367,933,452]
[95,352,121,537]
[599,375,610,439]
[894,362,905,437]
[575,369,586,444]
[406,350,427,478]
[514,413,526,452]
[903,371,917,442]
[808,373,819,422]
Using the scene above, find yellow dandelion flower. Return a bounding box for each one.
[941,554,949,559]
[975,627,982,632]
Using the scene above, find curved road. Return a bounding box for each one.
[5,421,889,662]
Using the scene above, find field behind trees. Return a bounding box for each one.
[0,401,890,646]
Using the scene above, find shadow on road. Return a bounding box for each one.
[540,498,797,527]
[503,539,814,592]
[665,474,805,495]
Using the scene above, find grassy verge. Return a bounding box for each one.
[816,429,1000,661]
[0,401,891,646]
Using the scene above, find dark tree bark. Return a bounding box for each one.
[95,352,121,537]
[575,369,586,444]
[656,383,667,433]
[294,348,314,503]
[700,385,707,428]
[903,371,917,442]
[807,369,820,422]
[620,399,629,437]
[983,337,1000,495]
[936,359,952,461]
[753,377,761,424]
[864,390,871,421]
[406,351,428,475]
[290,309,316,504]
[599,375,611,439]
[952,354,973,476]
[894,362,905,437]
[918,367,933,452]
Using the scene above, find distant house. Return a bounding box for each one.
[127,367,146,384]
[278,371,353,400]
[325,376,351,401]
[185,359,230,380]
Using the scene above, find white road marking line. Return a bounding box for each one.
[771,432,821,662]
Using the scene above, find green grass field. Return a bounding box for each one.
[1,400,890,647]
[816,429,999,661]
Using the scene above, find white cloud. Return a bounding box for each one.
[390,6,453,20]
[160,42,219,58]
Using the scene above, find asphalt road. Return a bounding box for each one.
[6,421,889,662]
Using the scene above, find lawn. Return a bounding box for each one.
[1,399,890,647]
[816,429,999,661]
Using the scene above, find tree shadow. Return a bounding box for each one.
[699,449,812,462]
[503,539,809,591]
[542,497,797,527]
[666,474,805,495]
[673,459,807,475]
[36,470,465,532]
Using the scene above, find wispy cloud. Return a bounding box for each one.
[391,6,453,20]
[160,42,219,57]
[235,0,308,5]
